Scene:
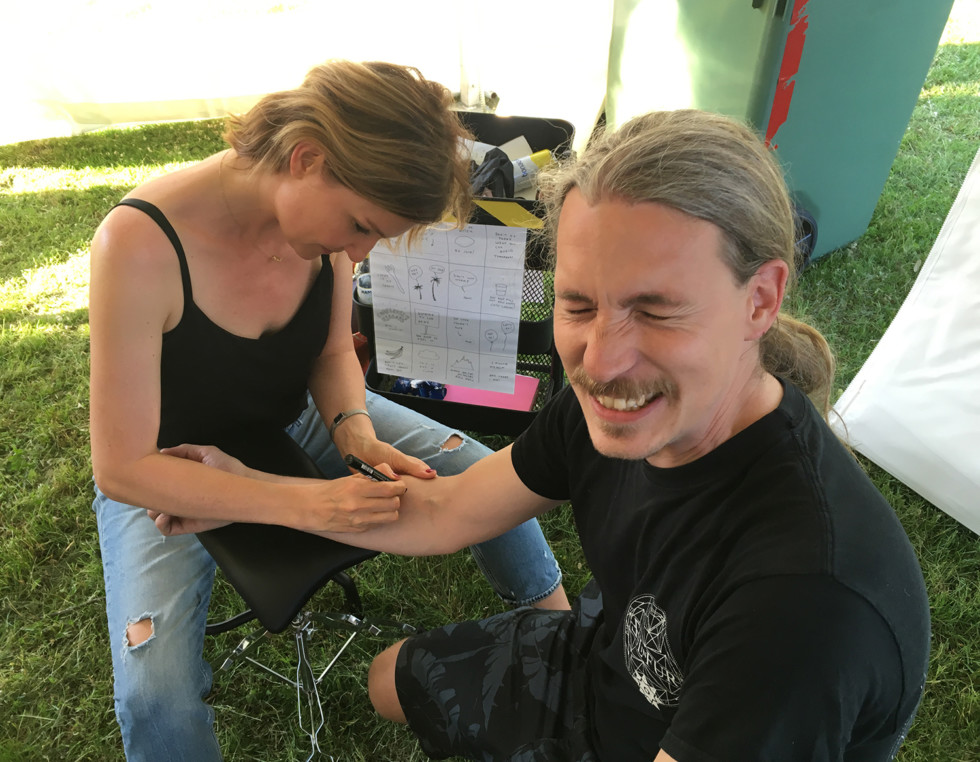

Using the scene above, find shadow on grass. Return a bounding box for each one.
[926,39,980,90]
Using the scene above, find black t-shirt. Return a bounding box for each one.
[511,382,930,762]
[113,200,333,448]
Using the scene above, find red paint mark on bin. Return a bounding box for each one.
[765,1,810,149]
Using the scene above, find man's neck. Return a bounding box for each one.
[645,372,784,469]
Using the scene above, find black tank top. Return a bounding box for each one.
[114,199,333,448]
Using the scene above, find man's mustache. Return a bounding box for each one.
[567,366,678,403]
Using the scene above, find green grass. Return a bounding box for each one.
[3,7,980,759]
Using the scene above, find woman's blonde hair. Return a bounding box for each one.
[224,60,473,231]
[539,109,835,417]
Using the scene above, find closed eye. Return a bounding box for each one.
[556,290,594,315]
[627,293,683,323]
[558,302,595,318]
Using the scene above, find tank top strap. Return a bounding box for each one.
[113,198,193,299]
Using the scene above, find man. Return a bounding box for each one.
[158,110,931,760]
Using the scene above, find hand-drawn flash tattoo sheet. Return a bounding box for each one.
[369,224,526,393]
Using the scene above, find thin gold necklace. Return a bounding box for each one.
[218,152,282,262]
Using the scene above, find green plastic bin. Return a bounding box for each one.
[606,0,955,260]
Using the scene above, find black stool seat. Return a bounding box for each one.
[196,427,377,634]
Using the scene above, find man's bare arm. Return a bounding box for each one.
[314,444,559,555]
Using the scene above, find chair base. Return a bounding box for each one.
[211,606,417,761]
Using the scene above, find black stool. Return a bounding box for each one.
[197,429,416,760]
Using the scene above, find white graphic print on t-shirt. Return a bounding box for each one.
[623,594,684,709]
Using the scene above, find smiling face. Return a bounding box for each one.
[276,144,415,263]
[554,190,784,467]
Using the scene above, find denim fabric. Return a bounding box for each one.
[94,489,222,761]
[96,390,561,760]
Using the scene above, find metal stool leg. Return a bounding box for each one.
[211,607,417,760]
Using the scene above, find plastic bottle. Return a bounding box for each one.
[512,150,553,192]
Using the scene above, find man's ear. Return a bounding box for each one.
[745,259,789,340]
[289,142,324,179]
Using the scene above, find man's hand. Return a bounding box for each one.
[145,444,245,535]
[149,470,407,536]
[160,443,246,474]
[148,510,231,536]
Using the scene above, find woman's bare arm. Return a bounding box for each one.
[88,206,404,533]
[304,253,439,479]
[153,443,560,556]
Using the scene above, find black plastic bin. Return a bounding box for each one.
[456,111,575,164]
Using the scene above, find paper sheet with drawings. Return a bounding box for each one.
[369,223,527,393]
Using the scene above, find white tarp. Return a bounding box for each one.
[832,146,980,536]
[0,0,610,150]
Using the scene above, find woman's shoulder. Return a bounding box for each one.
[92,198,180,272]
[89,193,192,338]
[94,155,222,262]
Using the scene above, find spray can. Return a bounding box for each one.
[512,150,553,192]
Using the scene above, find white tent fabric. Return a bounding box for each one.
[1,0,611,150]
[832,146,980,536]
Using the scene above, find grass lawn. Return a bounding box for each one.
[2,5,980,760]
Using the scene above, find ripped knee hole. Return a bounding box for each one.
[125,617,154,647]
[440,434,464,451]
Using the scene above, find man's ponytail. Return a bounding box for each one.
[761,313,836,418]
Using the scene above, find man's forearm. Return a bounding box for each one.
[315,448,557,557]
[314,472,477,555]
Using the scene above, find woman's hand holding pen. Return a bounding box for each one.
[295,469,407,533]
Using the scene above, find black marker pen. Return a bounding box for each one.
[344,454,393,482]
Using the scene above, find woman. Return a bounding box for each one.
[89,59,567,761]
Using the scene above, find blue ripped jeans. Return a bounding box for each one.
[94,390,562,761]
